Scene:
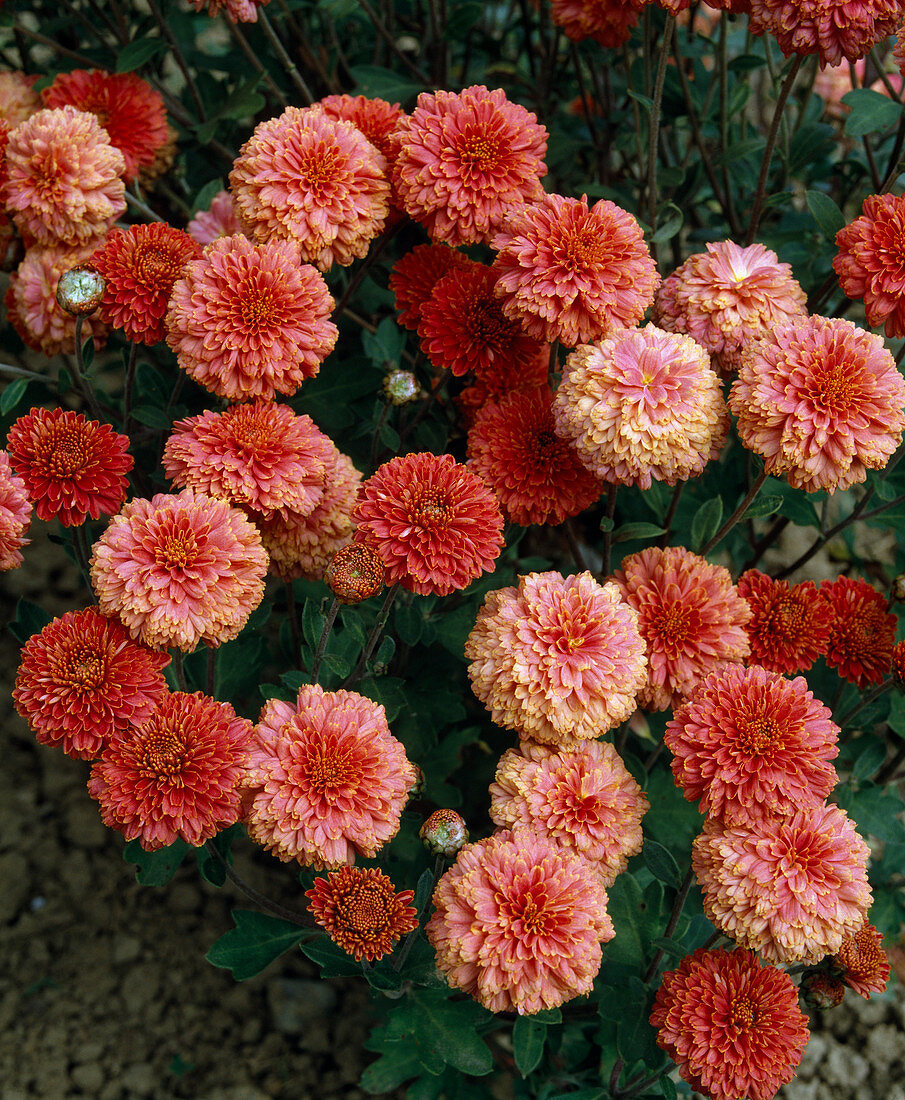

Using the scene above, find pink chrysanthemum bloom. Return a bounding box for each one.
[191,0,268,20]
[0,71,41,127]
[354,452,504,597]
[692,805,872,964]
[834,193,905,337]
[614,547,751,712]
[317,94,405,173]
[88,691,254,850]
[4,106,126,247]
[833,922,890,998]
[553,324,729,489]
[13,607,170,761]
[651,948,809,1100]
[0,450,32,570]
[229,106,389,269]
[747,0,902,67]
[652,241,807,374]
[820,575,896,687]
[90,489,268,651]
[895,22,905,78]
[165,234,337,401]
[489,740,648,886]
[390,85,548,246]
[457,344,550,426]
[491,193,659,348]
[186,189,242,246]
[426,827,614,1014]
[390,243,475,331]
[467,387,602,526]
[163,401,334,521]
[465,571,648,747]
[665,665,839,828]
[243,684,417,868]
[729,316,905,493]
[737,569,835,675]
[306,866,417,962]
[550,0,646,47]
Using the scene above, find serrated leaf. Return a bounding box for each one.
[123,838,190,886]
[360,1047,422,1094]
[207,910,309,980]
[806,190,846,240]
[644,839,681,889]
[843,88,904,137]
[116,37,165,73]
[1,377,29,416]
[613,522,666,544]
[130,405,173,430]
[691,496,723,551]
[513,1016,546,1077]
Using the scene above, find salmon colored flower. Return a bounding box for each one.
[0,71,41,126]
[820,575,896,687]
[834,194,905,337]
[186,190,242,246]
[306,867,417,962]
[457,344,550,426]
[390,243,475,330]
[0,451,31,570]
[318,94,404,165]
[747,0,902,66]
[191,0,268,21]
[737,569,834,675]
[550,0,646,47]
[833,922,890,998]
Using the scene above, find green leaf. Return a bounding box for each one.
[806,190,846,240]
[843,88,904,137]
[1,377,29,416]
[744,495,783,520]
[650,203,683,244]
[613,522,666,544]
[599,516,615,533]
[395,602,423,646]
[851,736,888,782]
[130,405,173,430]
[194,824,242,887]
[123,838,190,886]
[650,936,687,960]
[659,1076,678,1100]
[116,37,166,73]
[357,676,407,722]
[446,0,483,34]
[219,76,266,120]
[384,989,494,1077]
[7,598,53,643]
[713,137,764,166]
[691,496,723,551]
[513,1016,546,1077]
[81,336,95,370]
[191,179,224,214]
[301,598,325,649]
[349,64,422,102]
[207,909,309,980]
[320,652,351,679]
[644,839,681,889]
[603,874,645,970]
[300,935,363,977]
[834,783,905,844]
[360,1048,422,1094]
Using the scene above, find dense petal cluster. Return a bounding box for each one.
[306,867,417,962]
[324,543,385,604]
[737,569,834,674]
[747,0,902,66]
[834,193,905,337]
[550,0,646,47]
[0,451,31,571]
[833,922,890,998]
[186,190,242,246]
[390,243,474,330]
[190,0,268,21]
[317,94,404,164]
[457,344,550,426]
[820,575,896,687]
[0,71,41,126]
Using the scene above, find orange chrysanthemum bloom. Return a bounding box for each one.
[665,665,839,827]
[651,948,809,1100]
[7,407,133,527]
[893,639,905,687]
[0,451,31,570]
[390,243,475,330]
[467,387,602,526]
[833,922,890,998]
[4,106,126,247]
[230,106,390,269]
[88,691,254,850]
[355,452,505,597]
[306,867,417,962]
[324,543,385,604]
[191,0,268,22]
[692,805,872,964]
[729,316,905,493]
[186,190,242,246]
[243,685,418,868]
[456,344,550,426]
[90,490,268,651]
[550,0,646,47]
[820,575,896,687]
[737,569,835,675]
[490,740,648,886]
[318,94,405,167]
[652,241,807,374]
[466,571,648,746]
[13,607,170,761]
[0,71,41,126]
[614,547,751,712]
[747,0,902,66]
[426,827,614,1014]
[491,193,659,348]
[834,194,905,337]
[165,234,337,401]
[42,70,168,184]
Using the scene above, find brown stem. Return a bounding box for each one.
[205,842,316,927]
[146,0,208,121]
[657,481,684,548]
[71,318,105,422]
[647,15,676,252]
[746,55,804,245]
[774,486,876,580]
[310,597,340,684]
[344,582,400,686]
[700,470,768,556]
[257,6,314,104]
[225,18,289,108]
[641,868,693,985]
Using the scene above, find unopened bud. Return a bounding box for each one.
[383,369,421,405]
[800,970,845,1010]
[324,543,385,604]
[56,266,105,317]
[420,809,468,857]
[892,574,905,602]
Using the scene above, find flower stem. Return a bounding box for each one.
[310,597,340,684]
[204,842,316,927]
[257,6,314,104]
[657,481,684,548]
[837,679,894,729]
[641,868,694,986]
[699,470,767,556]
[71,318,105,422]
[646,14,675,255]
[601,484,618,578]
[344,582,400,687]
[774,485,876,580]
[146,0,208,121]
[746,55,804,245]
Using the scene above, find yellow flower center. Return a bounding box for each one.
[142,728,186,776]
[44,426,90,477]
[62,645,107,689]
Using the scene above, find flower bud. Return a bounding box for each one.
[56,266,106,317]
[891,574,905,602]
[383,369,421,405]
[324,543,385,604]
[420,809,468,857]
[800,970,845,1010]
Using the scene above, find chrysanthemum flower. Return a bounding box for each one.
[652,241,807,374]
[489,740,648,886]
[426,827,614,1014]
[553,325,729,489]
[165,234,337,401]
[420,809,468,856]
[467,387,601,525]
[391,85,548,246]
[892,639,905,688]
[243,684,418,867]
[13,607,170,761]
[88,691,254,850]
[390,243,475,330]
[550,0,646,47]
[354,452,504,597]
[747,0,902,66]
[456,344,550,426]
[466,571,648,746]
[4,106,126,247]
[820,575,896,687]
[306,866,417,962]
[737,569,834,675]
[186,189,242,246]
[324,543,385,604]
[834,194,905,337]
[665,665,839,827]
[833,922,890,998]
[729,316,905,493]
[0,451,31,571]
[614,547,751,712]
[162,401,334,521]
[190,0,268,22]
[318,94,404,166]
[650,948,809,1100]
[895,22,905,78]
[801,970,846,1009]
[230,106,390,269]
[0,71,41,127]
[42,70,169,184]
[692,805,872,964]
[491,193,659,348]
[90,489,268,651]
[7,407,133,527]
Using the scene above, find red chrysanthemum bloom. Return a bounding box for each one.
[88,691,254,850]
[42,70,168,184]
[892,639,905,687]
[653,241,807,374]
[490,740,648,886]
[801,970,846,1009]
[4,106,126,247]
[243,685,418,868]
[306,867,417,962]
[693,805,872,964]
[165,234,337,401]
[90,489,268,651]
[13,607,170,761]
[391,85,548,246]
[0,450,32,570]
[426,827,614,1014]
[747,0,902,66]
[190,0,269,22]
[7,407,133,527]
[318,94,404,166]
[820,575,896,687]
[467,387,601,526]
[230,106,390,269]
[651,948,809,1100]
[665,665,839,827]
[834,193,905,337]
[737,569,835,674]
[0,71,41,127]
[550,0,646,46]
[833,922,890,998]
[456,344,550,426]
[354,452,504,597]
[491,193,659,348]
[466,571,648,746]
[614,547,751,712]
[729,316,905,493]
[390,243,475,331]
[162,401,334,521]
[186,189,242,246]
[90,222,200,345]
